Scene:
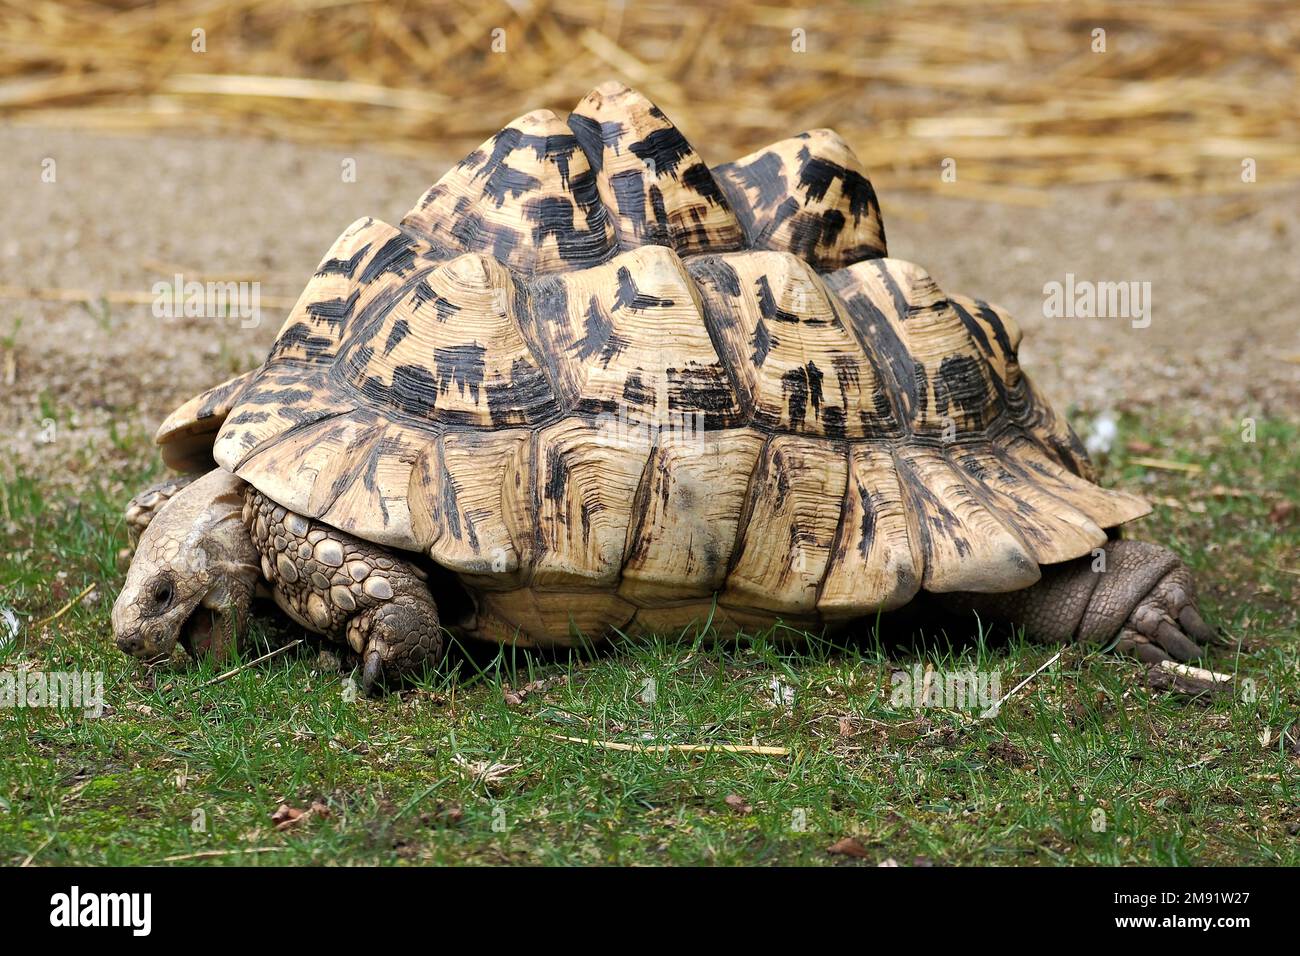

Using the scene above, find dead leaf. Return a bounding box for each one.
[453,754,520,786]
[502,687,526,706]
[503,675,568,706]
[724,793,752,815]
[271,803,306,830]
[1268,501,1295,526]
[827,836,870,858]
[1125,439,1155,455]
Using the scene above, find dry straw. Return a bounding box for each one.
[1,0,1296,195]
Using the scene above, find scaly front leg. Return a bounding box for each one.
[244,491,444,694]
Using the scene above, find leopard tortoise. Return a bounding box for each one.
[112,82,1217,693]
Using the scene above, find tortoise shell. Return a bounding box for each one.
[156,82,1147,645]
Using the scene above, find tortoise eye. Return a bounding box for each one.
[152,579,174,607]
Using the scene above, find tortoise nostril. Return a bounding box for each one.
[116,634,141,655]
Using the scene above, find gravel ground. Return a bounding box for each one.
[1,126,1296,478]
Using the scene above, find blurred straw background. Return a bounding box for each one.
[1,0,1296,200]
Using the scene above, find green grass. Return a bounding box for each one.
[0,417,1296,866]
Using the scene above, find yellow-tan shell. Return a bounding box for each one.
[156,82,1147,646]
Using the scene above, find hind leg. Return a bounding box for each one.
[940,540,1219,662]
[244,490,444,695]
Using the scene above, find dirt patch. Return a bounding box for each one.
[887,186,1300,422]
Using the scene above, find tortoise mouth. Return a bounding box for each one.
[179,606,217,658]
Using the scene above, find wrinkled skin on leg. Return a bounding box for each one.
[112,469,260,662]
[243,490,443,695]
[940,539,1219,662]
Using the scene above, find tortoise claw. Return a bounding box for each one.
[1119,558,1214,666]
[361,649,384,697]
[1178,605,1219,645]
[1157,619,1202,662]
[1116,627,1172,664]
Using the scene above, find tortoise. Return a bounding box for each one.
[112,82,1217,694]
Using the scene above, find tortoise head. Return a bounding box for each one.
[112,469,260,663]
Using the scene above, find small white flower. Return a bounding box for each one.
[1084,413,1118,456]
